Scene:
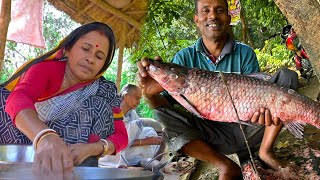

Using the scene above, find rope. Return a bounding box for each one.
[219,71,260,180]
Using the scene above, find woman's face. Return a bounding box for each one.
[124,88,142,110]
[65,30,109,82]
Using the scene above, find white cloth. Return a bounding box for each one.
[99,110,160,167]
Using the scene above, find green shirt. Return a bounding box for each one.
[171,37,259,74]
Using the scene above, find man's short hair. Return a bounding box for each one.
[194,0,229,14]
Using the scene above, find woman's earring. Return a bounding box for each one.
[59,48,68,61]
[59,56,68,61]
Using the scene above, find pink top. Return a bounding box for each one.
[5,60,128,153]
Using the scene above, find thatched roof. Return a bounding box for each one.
[47,0,149,49]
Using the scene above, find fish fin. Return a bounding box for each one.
[170,94,203,119]
[245,72,272,81]
[284,121,306,139]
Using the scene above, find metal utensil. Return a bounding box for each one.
[0,144,34,164]
[0,165,154,180]
[0,145,155,179]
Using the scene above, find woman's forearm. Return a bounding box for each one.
[130,137,162,147]
[130,138,153,147]
[15,109,50,141]
[131,139,144,147]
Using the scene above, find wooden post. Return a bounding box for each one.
[0,0,11,71]
[116,21,127,91]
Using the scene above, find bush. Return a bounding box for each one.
[255,39,293,74]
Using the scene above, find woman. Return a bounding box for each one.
[100,84,163,168]
[0,22,128,179]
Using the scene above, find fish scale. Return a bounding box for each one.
[147,59,320,138]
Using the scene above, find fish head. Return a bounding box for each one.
[147,60,188,93]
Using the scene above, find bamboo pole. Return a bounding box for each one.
[0,0,11,71]
[115,21,127,91]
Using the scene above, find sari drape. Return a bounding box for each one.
[0,77,121,144]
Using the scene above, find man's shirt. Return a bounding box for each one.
[171,37,259,74]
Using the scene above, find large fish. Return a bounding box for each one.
[146,59,320,138]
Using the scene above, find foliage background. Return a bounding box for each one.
[2,0,296,119]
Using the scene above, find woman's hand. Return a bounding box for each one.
[251,108,281,126]
[32,134,75,180]
[69,143,95,166]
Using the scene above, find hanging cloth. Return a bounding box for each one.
[3,22,116,92]
[6,0,46,48]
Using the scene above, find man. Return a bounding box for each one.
[137,0,298,179]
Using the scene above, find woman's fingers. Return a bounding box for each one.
[63,148,74,169]
[32,135,73,179]
[33,150,64,180]
[32,153,42,176]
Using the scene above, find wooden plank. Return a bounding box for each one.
[126,10,147,15]
[90,0,141,29]
[75,3,94,18]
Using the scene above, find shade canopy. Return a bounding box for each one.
[47,0,149,49]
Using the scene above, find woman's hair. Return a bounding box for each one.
[119,84,140,99]
[3,22,115,87]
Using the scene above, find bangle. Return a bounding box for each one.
[99,139,109,158]
[33,129,57,150]
[35,132,59,150]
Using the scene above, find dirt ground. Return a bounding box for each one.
[181,75,320,180]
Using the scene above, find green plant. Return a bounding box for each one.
[255,38,293,73]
